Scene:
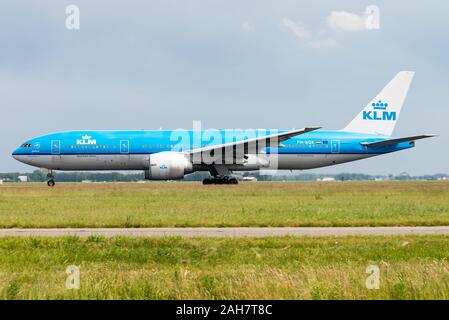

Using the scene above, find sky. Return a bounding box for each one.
[0,0,447,174]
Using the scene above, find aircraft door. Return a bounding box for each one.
[331,140,340,153]
[51,140,61,155]
[120,140,129,154]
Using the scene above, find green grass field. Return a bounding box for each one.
[0,181,448,228]
[0,235,448,299]
[1,182,448,300]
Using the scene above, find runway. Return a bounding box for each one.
[0,226,449,237]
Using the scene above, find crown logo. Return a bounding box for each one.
[372,100,388,110]
[82,135,91,140]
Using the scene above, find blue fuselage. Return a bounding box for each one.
[12,130,413,156]
[11,129,413,173]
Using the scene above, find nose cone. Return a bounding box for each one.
[12,148,24,162]
[12,148,19,159]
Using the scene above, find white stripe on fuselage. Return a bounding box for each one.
[13,153,377,171]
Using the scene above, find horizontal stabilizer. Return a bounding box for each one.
[361,134,438,147]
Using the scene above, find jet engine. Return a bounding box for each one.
[241,154,270,170]
[145,152,193,180]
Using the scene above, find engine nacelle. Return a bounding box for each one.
[241,154,270,170]
[146,152,193,180]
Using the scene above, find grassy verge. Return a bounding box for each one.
[0,182,448,228]
[0,235,448,299]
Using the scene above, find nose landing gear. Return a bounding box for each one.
[46,171,55,187]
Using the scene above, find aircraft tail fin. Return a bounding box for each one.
[342,71,415,136]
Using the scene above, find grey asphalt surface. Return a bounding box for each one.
[0,226,448,237]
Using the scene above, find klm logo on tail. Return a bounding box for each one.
[363,100,396,121]
[343,71,414,136]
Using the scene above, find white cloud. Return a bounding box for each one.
[242,21,255,33]
[280,9,372,48]
[280,17,310,39]
[280,17,338,49]
[326,11,366,32]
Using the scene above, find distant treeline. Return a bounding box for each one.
[0,170,448,182]
[0,170,209,182]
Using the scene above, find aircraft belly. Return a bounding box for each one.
[30,155,149,170]
[214,154,378,171]
[274,154,376,170]
[22,153,376,171]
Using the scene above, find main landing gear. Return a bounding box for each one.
[203,176,239,185]
[46,171,56,187]
[203,166,238,185]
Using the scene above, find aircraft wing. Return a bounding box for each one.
[188,126,321,161]
[361,134,437,148]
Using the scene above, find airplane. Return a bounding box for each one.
[12,71,436,186]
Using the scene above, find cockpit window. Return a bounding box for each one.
[21,143,32,148]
